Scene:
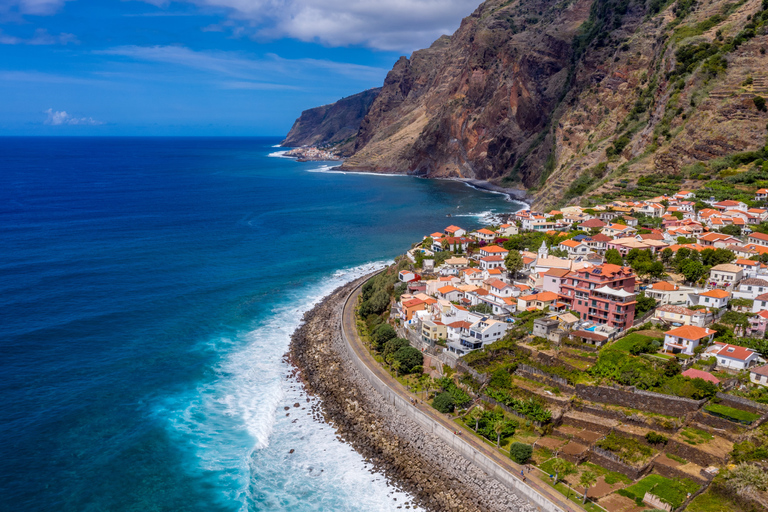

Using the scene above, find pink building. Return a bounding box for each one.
[560,264,637,330]
[749,310,768,336]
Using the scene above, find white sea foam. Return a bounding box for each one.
[268,150,292,158]
[306,166,409,177]
[161,261,418,511]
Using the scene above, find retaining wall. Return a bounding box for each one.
[586,449,652,480]
[342,284,566,512]
[574,384,706,416]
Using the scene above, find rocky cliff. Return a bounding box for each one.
[289,0,768,208]
[281,88,381,152]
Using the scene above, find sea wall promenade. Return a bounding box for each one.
[290,274,575,512]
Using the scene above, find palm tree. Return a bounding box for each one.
[551,458,573,485]
[469,407,484,432]
[385,354,394,370]
[493,420,506,448]
[579,471,597,504]
[392,360,401,378]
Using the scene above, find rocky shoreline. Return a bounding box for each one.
[288,278,535,512]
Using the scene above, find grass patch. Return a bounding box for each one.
[610,333,662,353]
[596,432,656,465]
[687,487,743,512]
[666,453,688,464]
[541,475,605,512]
[619,474,699,508]
[581,461,632,485]
[704,403,762,424]
[681,427,714,445]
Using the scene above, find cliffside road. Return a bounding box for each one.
[341,282,584,512]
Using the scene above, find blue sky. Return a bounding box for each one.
[0,0,479,135]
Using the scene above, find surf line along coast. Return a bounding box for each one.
[288,273,573,512]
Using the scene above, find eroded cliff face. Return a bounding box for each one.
[287,0,768,209]
[281,88,381,152]
[342,0,595,184]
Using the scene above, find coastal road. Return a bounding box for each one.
[342,282,586,512]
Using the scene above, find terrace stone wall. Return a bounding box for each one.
[665,439,728,467]
[574,384,706,416]
[586,449,653,480]
[715,392,768,413]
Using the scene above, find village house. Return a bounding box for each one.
[496,223,519,237]
[471,228,496,243]
[437,285,463,303]
[517,291,562,311]
[478,255,505,270]
[732,277,768,300]
[444,225,466,237]
[663,325,716,355]
[708,263,743,287]
[698,232,741,248]
[447,317,509,354]
[398,270,420,283]
[681,368,720,385]
[585,233,612,254]
[713,200,748,211]
[478,245,509,258]
[399,297,427,322]
[750,365,768,386]
[733,258,765,278]
[654,304,707,327]
[601,223,637,237]
[445,320,472,343]
[747,232,768,247]
[421,320,446,343]
[645,281,694,305]
[559,239,591,257]
[706,342,759,370]
[484,279,517,297]
[461,268,485,287]
[542,268,570,294]
[689,289,731,309]
[753,293,768,313]
[748,310,768,337]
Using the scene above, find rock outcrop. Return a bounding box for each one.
[286,0,768,209]
[281,88,381,153]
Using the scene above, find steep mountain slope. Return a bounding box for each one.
[281,88,381,152]
[287,0,768,209]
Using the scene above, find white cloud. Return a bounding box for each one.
[0,0,71,16]
[0,28,78,45]
[96,45,388,82]
[151,0,479,52]
[44,108,103,125]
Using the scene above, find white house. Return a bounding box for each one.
[479,255,505,270]
[750,365,768,386]
[437,285,463,302]
[472,228,496,243]
[446,317,509,355]
[663,325,716,355]
[478,245,509,258]
[559,239,591,257]
[496,223,519,237]
[689,289,730,309]
[485,279,517,297]
[747,232,768,246]
[706,342,759,370]
[753,293,768,313]
[654,304,707,327]
[444,225,466,237]
[399,270,419,283]
[445,320,472,343]
[645,281,693,305]
[708,264,743,287]
[732,278,768,300]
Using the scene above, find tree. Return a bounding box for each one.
[635,293,657,317]
[383,337,409,357]
[504,250,524,275]
[663,358,681,377]
[392,360,401,377]
[385,354,394,370]
[680,260,706,283]
[551,458,575,485]
[432,391,455,413]
[371,324,397,351]
[393,346,423,374]
[469,407,483,432]
[469,303,493,315]
[422,236,433,248]
[660,248,674,265]
[719,224,742,237]
[579,471,597,503]
[509,442,533,464]
[605,248,623,265]
[493,419,506,447]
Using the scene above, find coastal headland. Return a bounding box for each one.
[288,277,538,512]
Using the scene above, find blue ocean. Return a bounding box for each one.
[0,137,523,512]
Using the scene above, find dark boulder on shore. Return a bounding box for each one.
[288,279,533,512]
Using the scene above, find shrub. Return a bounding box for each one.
[755,96,767,112]
[510,442,533,464]
[383,337,409,357]
[645,432,668,445]
[432,392,455,413]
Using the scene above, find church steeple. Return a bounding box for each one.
[538,240,549,259]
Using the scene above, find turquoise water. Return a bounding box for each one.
[0,137,523,511]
